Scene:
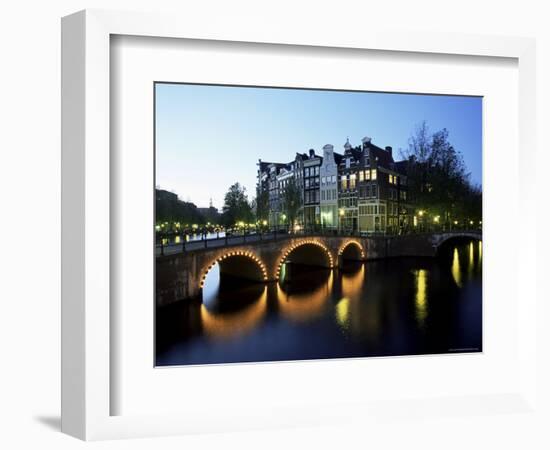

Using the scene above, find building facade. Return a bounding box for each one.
[319,144,340,230]
[302,149,322,230]
[256,135,413,234]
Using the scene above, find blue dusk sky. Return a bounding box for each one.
[155,83,482,210]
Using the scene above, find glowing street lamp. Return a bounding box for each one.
[262,220,268,226]
[418,210,424,217]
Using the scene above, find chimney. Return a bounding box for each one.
[361,136,372,149]
[309,148,315,158]
[385,146,393,157]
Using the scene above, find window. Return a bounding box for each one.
[315,167,320,176]
[350,174,356,189]
[321,176,326,184]
[345,158,350,169]
[359,170,364,182]
[372,185,377,197]
[365,170,371,181]
[341,175,348,190]
[321,190,325,201]
[305,179,310,188]
[371,169,377,180]
[332,175,337,183]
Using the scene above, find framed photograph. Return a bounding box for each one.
[62,9,538,440]
[153,82,484,367]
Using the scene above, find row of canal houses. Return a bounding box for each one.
[257,136,414,233]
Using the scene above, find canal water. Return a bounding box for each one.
[156,240,482,366]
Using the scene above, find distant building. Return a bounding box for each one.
[319,144,341,230]
[257,135,413,234]
[302,149,322,229]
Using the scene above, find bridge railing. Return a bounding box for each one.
[155,227,481,257]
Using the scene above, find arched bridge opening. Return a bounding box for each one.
[338,240,365,262]
[200,250,268,291]
[435,234,482,258]
[275,240,334,281]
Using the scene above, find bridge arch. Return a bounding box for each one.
[275,239,334,280]
[199,250,268,289]
[338,240,365,261]
[434,232,482,255]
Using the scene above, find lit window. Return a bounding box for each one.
[350,174,356,189]
[341,176,348,190]
[365,170,371,180]
[371,169,377,180]
[359,170,364,182]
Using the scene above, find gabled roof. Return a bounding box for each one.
[394,160,409,176]
[367,143,394,167]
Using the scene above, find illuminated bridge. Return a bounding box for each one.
[156,231,481,305]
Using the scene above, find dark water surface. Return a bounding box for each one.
[156,240,482,366]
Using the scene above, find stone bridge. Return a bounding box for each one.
[156,231,481,305]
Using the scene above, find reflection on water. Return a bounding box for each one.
[200,287,268,339]
[276,271,333,323]
[415,269,428,327]
[156,240,482,366]
[451,248,462,287]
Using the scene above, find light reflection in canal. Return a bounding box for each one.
[156,240,482,366]
[414,269,428,327]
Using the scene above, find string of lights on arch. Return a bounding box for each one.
[275,239,334,280]
[337,240,366,259]
[200,250,268,289]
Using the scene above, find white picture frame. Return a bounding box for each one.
[61,9,538,441]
